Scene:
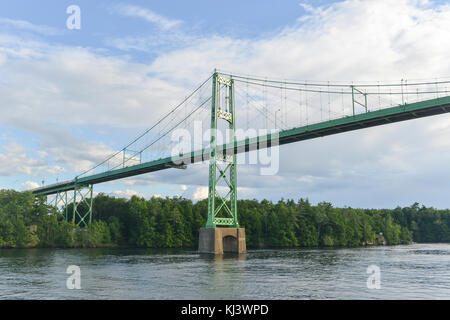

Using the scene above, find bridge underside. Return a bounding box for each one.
[278,99,450,145]
[32,95,450,197]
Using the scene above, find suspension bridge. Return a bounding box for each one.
[30,70,450,252]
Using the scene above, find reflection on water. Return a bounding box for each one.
[0,244,449,299]
[209,253,247,299]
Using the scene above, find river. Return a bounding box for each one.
[0,243,448,299]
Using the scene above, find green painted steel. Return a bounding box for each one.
[32,91,450,199]
[45,184,92,227]
[72,184,93,227]
[49,189,72,221]
[206,73,239,228]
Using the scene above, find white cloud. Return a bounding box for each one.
[106,5,189,53]
[0,33,50,60]
[6,49,186,127]
[0,17,62,36]
[106,31,193,53]
[123,176,158,187]
[0,141,63,177]
[113,4,182,30]
[0,39,192,174]
[21,181,40,190]
[193,186,208,200]
[147,0,450,83]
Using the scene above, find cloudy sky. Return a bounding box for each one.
[2,0,450,208]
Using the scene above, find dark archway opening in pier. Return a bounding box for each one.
[223,235,238,253]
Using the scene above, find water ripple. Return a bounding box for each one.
[0,243,449,299]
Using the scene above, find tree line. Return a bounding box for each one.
[0,189,449,248]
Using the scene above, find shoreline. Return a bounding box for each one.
[0,241,423,251]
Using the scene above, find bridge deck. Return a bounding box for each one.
[32,96,450,196]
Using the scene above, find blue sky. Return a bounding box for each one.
[2,0,450,208]
[0,1,328,36]
[0,0,324,61]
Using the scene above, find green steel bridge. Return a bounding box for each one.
[31,71,450,227]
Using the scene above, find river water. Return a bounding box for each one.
[0,243,448,300]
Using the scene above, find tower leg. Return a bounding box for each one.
[72,184,93,227]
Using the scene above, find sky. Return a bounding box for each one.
[2,0,450,208]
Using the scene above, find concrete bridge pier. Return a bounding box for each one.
[198,228,246,254]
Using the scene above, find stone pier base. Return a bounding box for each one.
[198,228,246,254]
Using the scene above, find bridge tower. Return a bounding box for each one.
[199,71,246,254]
[47,183,93,227]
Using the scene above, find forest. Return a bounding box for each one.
[0,189,449,248]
